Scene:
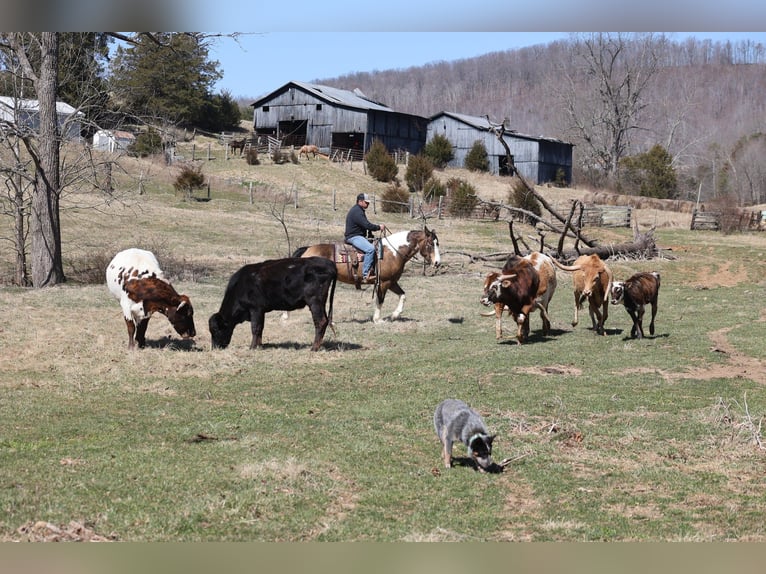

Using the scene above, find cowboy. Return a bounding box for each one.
[344,193,385,280]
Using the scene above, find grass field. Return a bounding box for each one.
[1,150,766,542]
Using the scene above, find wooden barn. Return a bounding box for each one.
[251,81,428,159]
[427,112,573,185]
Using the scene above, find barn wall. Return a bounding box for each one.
[427,115,572,184]
[253,86,426,154]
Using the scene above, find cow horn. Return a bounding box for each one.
[177,300,186,310]
[499,273,517,281]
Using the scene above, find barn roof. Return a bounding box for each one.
[251,81,393,112]
[430,111,572,145]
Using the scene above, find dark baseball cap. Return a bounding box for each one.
[357,193,370,202]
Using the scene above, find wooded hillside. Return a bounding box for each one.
[317,34,766,206]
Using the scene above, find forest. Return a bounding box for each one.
[318,33,766,206]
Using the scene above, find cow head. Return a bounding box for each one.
[165,296,196,339]
[209,312,234,349]
[610,281,626,305]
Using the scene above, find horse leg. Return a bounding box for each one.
[388,282,406,321]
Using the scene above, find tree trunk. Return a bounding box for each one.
[31,32,65,287]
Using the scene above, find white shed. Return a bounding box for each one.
[92,130,136,153]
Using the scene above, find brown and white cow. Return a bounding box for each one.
[481,251,556,340]
[480,255,540,345]
[610,271,661,339]
[552,254,613,335]
[106,248,196,349]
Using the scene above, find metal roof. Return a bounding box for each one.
[430,111,572,145]
[251,81,393,112]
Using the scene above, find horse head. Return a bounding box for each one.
[409,227,441,267]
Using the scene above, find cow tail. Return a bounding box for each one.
[327,273,338,336]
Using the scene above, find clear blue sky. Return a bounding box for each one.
[208,32,766,101]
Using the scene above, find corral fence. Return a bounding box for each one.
[691,208,765,232]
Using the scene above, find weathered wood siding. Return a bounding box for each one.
[253,84,426,155]
[427,114,573,184]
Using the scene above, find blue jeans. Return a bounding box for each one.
[347,235,375,276]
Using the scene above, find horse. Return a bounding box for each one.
[293,228,441,323]
[229,138,246,156]
[299,144,320,159]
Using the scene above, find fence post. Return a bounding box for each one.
[438,195,443,219]
[207,143,212,161]
[249,182,253,205]
[333,189,336,211]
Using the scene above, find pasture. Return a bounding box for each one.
[1,154,766,541]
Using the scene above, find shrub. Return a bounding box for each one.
[446,177,478,217]
[508,180,542,224]
[424,177,446,202]
[272,149,287,164]
[618,144,678,199]
[381,182,410,213]
[423,134,454,169]
[129,128,163,157]
[173,164,206,200]
[464,140,490,172]
[405,154,434,193]
[365,139,398,182]
[245,147,259,165]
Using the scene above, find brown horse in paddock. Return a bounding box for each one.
[299,144,320,159]
[230,138,246,156]
[293,228,441,323]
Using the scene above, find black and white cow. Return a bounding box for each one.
[610,271,661,339]
[209,257,337,351]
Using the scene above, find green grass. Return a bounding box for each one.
[2,158,766,541]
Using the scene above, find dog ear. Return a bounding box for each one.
[487,434,497,446]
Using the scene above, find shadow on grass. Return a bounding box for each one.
[449,456,505,474]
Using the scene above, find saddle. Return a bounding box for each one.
[336,240,380,289]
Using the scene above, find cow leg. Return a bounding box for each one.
[125,318,137,350]
[649,300,657,336]
[627,307,640,338]
[600,299,609,335]
[537,302,551,335]
[388,283,406,321]
[249,309,266,349]
[309,302,329,351]
[636,305,646,339]
[135,318,150,348]
[572,292,582,327]
[494,302,504,340]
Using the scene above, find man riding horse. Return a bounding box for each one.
[345,193,386,282]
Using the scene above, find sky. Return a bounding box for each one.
[209,32,766,101]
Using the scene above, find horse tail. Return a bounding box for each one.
[292,246,308,258]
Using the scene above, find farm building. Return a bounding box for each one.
[251,81,428,159]
[0,96,82,141]
[427,112,573,185]
[92,129,136,153]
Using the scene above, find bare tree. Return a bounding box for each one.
[554,34,662,183]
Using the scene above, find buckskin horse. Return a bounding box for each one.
[293,228,441,323]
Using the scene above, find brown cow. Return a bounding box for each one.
[480,255,540,344]
[610,272,661,339]
[552,254,613,335]
[481,251,556,339]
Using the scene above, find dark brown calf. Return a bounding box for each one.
[480,255,540,345]
[610,272,661,339]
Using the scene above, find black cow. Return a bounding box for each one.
[209,257,337,351]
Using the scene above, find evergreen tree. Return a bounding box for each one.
[109,33,222,126]
[619,144,678,199]
[464,140,490,172]
[405,154,434,192]
[365,139,398,182]
[423,134,454,168]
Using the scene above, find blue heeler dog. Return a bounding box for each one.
[433,399,496,472]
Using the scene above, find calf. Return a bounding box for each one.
[480,255,540,344]
[209,257,337,351]
[552,254,613,335]
[106,248,196,349]
[610,272,661,339]
[481,251,556,339]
